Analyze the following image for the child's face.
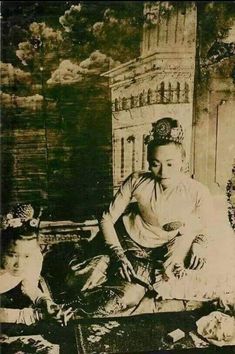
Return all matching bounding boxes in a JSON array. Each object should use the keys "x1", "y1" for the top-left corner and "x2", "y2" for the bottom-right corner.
[
  {"x1": 149, "y1": 143, "x2": 184, "y2": 188},
  {"x1": 2, "y1": 239, "x2": 37, "y2": 277}
]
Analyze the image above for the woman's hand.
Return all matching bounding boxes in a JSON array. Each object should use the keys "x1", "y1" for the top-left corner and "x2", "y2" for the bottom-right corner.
[
  {"x1": 189, "y1": 234, "x2": 207, "y2": 270},
  {"x1": 111, "y1": 246, "x2": 136, "y2": 282},
  {"x1": 118, "y1": 255, "x2": 136, "y2": 282},
  {"x1": 173, "y1": 263, "x2": 187, "y2": 278}
]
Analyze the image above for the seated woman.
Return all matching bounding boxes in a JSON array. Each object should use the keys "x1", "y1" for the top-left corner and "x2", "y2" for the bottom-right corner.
[
  {"x1": 84, "y1": 117, "x2": 235, "y2": 316},
  {"x1": 0, "y1": 204, "x2": 72, "y2": 326}
]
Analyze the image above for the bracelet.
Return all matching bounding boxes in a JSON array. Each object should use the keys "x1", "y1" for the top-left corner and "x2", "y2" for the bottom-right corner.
[
  {"x1": 34, "y1": 295, "x2": 52, "y2": 306},
  {"x1": 33, "y1": 308, "x2": 43, "y2": 321},
  {"x1": 193, "y1": 234, "x2": 207, "y2": 245},
  {"x1": 109, "y1": 246, "x2": 126, "y2": 262}
]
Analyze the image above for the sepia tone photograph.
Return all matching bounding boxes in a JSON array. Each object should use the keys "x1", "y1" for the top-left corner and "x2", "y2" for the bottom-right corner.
[{"x1": 0, "y1": 1, "x2": 235, "y2": 353}]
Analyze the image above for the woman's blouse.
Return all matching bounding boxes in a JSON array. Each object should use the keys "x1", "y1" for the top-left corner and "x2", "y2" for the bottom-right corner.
[{"x1": 100, "y1": 171, "x2": 214, "y2": 249}]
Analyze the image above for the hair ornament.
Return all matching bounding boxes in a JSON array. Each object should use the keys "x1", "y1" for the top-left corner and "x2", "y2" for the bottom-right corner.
[
  {"x1": 0, "y1": 204, "x2": 42, "y2": 231},
  {"x1": 145, "y1": 117, "x2": 184, "y2": 145}
]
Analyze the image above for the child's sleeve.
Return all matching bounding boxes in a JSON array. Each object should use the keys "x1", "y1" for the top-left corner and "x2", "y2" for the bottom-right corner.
[{"x1": 21, "y1": 248, "x2": 44, "y2": 302}]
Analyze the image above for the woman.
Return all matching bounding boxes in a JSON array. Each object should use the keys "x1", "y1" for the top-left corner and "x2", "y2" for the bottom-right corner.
[
  {"x1": 0, "y1": 204, "x2": 73, "y2": 326},
  {"x1": 92, "y1": 117, "x2": 235, "y2": 316}
]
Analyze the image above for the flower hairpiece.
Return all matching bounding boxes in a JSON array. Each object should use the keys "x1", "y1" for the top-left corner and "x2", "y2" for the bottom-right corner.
[
  {"x1": 0, "y1": 204, "x2": 42, "y2": 230},
  {"x1": 144, "y1": 131, "x2": 154, "y2": 145},
  {"x1": 144, "y1": 118, "x2": 184, "y2": 145}
]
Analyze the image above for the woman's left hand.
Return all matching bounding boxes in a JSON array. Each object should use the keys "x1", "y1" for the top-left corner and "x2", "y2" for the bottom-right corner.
[
  {"x1": 189, "y1": 241, "x2": 206, "y2": 270},
  {"x1": 173, "y1": 263, "x2": 187, "y2": 278}
]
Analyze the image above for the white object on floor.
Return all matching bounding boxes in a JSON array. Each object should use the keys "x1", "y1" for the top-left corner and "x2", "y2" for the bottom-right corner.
[{"x1": 167, "y1": 328, "x2": 185, "y2": 342}]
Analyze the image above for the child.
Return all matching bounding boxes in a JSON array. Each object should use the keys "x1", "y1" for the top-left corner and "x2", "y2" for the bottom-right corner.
[{"x1": 0, "y1": 204, "x2": 73, "y2": 326}]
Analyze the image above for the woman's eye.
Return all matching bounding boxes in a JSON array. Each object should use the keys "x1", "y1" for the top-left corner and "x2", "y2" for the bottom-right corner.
[
  {"x1": 167, "y1": 163, "x2": 172, "y2": 167},
  {"x1": 25, "y1": 255, "x2": 30, "y2": 259}
]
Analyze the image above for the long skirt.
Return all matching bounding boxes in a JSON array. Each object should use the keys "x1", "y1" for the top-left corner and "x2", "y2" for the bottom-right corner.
[{"x1": 67, "y1": 218, "x2": 235, "y2": 316}]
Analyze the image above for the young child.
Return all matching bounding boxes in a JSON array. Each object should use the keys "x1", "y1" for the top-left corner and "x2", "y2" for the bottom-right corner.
[
  {"x1": 0, "y1": 204, "x2": 73, "y2": 326},
  {"x1": 93, "y1": 117, "x2": 235, "y2": 316}
]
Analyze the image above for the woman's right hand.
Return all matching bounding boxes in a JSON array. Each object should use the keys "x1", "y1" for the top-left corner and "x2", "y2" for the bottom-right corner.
[{"x1": 111, "y1": 246, "x2": 136, "y2": 282}]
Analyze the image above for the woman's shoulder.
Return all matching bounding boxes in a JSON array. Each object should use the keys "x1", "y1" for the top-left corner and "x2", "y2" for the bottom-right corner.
[
  {"x1": 181, "y1": 175, "x2": 211, "y2": 196},
  {"x1": 131, "y1": 170, "x2": 152, "y2": 180},
  {"x1": 128, "y1": 170, "x2": 153, "y2": 186}
]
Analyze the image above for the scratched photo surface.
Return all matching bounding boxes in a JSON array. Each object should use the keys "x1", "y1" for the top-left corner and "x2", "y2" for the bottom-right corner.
[{"x1": 1, "y1": 2, "x2": 235, "y2": 354}]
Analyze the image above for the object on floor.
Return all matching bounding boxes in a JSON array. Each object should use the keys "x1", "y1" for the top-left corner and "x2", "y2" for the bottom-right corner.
[
  {"x1": 189, "y1": 331, "x2": 209, "y2": 348},
  {"x1": 167, "y1": 328, "x2": 185, "y2": 342},
  {"x1": 75, "y1": 312, "x2": 202, "y2": 353},
  {"x1": 196, "y1": 311, "x2": 235, "y2": 347}
]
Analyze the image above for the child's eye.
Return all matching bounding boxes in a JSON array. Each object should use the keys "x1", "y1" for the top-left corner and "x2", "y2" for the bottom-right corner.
[
  {"x1": 25, "y1": 255, "x2": 30, "y2": 259},
  {"x1": 7, "y1": 253, "x2": 15, "y2": 257},
  {"x1": 167, "y1": 163, "x2": 172, "y2": 167},
  {"x1": 151, "y1": 161, "x2": 160, "y2": 167}
]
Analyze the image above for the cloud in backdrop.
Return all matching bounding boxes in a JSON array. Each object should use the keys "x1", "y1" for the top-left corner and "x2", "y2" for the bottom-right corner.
[
  {"x1": 1, "y1": 91, "x2": 43, "y2": 109},
  {"x1": 59, "y1": 4, "x2": 82, "y2": 33},
  {"x1": 16, "y1": 22, "x2": 63, "y2": 65},
  {"x1": 47, "y1": 50, "x2": 120, "y2": 85},
  {"x1": 0, "y1": 62, "x2": 32, "y2": 86}
]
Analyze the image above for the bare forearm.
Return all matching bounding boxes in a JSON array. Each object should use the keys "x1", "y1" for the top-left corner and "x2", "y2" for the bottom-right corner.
[{"x1": 100, "y1": 214, "x2": 123, "y2": 249}]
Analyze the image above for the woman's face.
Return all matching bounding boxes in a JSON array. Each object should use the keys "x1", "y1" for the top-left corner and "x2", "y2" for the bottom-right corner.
[
  {"x1": 2, "y1": 239, "x2": 37, "y2": 277},
  {"x1": 149, "y1": 143, "x2": 184, "y2": 188}
]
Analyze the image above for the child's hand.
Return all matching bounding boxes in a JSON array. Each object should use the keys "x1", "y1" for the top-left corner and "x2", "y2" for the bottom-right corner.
[
  {"x1": 35, "y1": 297, "x2": 75, "y2": 325},
  {"x1": 45, "y1": 300, "x2": 61, "y2": 316},
  {"x1": 35, "y1": 297, "x2": 60, "y2": 318},
  {"x1": 54, "y1": 305, "x2": 75, "y2": 326}
]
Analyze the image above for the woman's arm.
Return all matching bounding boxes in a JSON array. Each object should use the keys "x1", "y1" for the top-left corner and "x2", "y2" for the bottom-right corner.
[
  {"x1": 100, "y1": 173, "x2": 137, "y2": 281},
  {"x1": 194, "y1": 184, "x2": 215, "y2": 234},
  {"x1": 100, "y1": 173, "x2": 135, "y2": 249},
  {"x1": 188, "y1": 184, "x2": 215, "y2": 270}
]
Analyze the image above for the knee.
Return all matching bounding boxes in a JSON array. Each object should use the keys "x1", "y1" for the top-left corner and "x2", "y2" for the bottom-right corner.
[
  {"x1": 121, "y1": 284, "x2": 146, "y2": 307},
  {"x1": 99, "y1": 284, "x2": 145, "y2": 315}
]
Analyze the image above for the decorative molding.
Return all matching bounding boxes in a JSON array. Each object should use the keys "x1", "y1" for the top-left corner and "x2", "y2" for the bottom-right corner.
[{"x1": 112, "y1": 81, "x2": 190, "y2": 111}]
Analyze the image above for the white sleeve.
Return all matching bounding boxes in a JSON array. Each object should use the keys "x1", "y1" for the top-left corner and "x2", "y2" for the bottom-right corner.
[
  {"x1": 195, "y1": 185, "x2": 214, "y2": 230},
  {"x1": 21, "y1": 248, "x2": 44, "y2": 302},
  {"x1": 100, "y1": 173, "x2": 135, "y2": 249}
]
